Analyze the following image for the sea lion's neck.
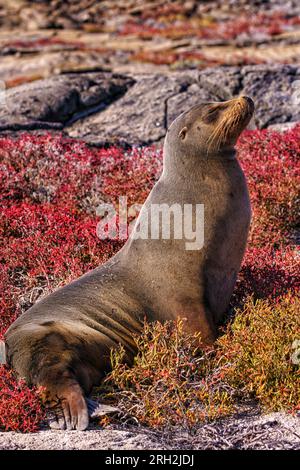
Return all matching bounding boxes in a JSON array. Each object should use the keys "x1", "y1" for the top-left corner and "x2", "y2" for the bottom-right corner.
[{"x1": 162, "y1": 148, "x2": 237, "y2": 179}]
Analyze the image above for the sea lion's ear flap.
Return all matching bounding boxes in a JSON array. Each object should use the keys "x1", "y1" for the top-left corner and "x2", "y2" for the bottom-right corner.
[{"x1": 179, "y1": 127, "x2": 188, "y2": 140}]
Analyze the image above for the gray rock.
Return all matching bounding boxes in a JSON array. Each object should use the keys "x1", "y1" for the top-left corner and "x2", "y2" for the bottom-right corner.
[
  {"x1": 199, "y1": 66, "x2": 243, "y2": 99},
  {"x1": 0, "y1": 72, "x2": 134, "y2": 131},
  {"x1": 268, "y1": 122, "x2": 298, "y2": 132},
  {"x1": 66, "y1": 69, "x2": 247, "y2": 145},
  {"x1": 198, "y1": 65, "x2": 300, "y2": 129},
  {"x1": 1, "y1": 65, "x2": 299, "y2": 145},
  {"x1": 241, "y1": 65, "x2": 300, "y2": 128},
  {"x1": 68, "y1": 72, "x2": 201, "y2": 146},
  {"x1": 166, "y1": 82, "x2": 216, "y2": 129},
  {"x1": 67, "y1": 65, "x2": 300, "y2": 145}
]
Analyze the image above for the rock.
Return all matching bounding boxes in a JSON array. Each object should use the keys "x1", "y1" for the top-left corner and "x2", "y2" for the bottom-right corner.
[
  {"x1": 1, "y1": 0, "x2": 299, "y2": 33},
  {"x1": 166, "y1": 82, "x2": 216, "y2": 129},
  {"x1": 268, "y1": 122, "x2": 299, "y2": 132},
  {"x1": 1, "y1": 65, "x2": 299, "y2": 145},
  {"x1": 67, "y1": 71, "x2": 202, "y2": 146},
  {"x1": 0, "y1": 50, "x2": 115, "y2": 86},
  {"x1": 199, "y1": 65, "x2": 300, "y2": 129},
  {"x1": 199, "y1": 66, "x2": 243, "y2": 98},
  {"x1": 0, "y1": 72, "x2": 134, "y2": 131},
  {"x1": 241, "y1": 65, "x2": 300, "y2": 128},
  {"x1": 67, "y1": 65, "x2": 300, "y2": 145}
]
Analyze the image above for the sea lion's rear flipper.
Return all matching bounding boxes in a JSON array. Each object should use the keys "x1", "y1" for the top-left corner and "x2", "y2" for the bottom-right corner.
[
  {"x1": 86, "y1": 398, "x2": 119, "y2": 419},
  {"x1": 0, "y1": 341, "x2": 6, "y2": 365}
]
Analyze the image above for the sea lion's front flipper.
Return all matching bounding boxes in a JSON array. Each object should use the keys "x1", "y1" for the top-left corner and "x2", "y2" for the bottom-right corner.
[
  {"x1": 44, "y1": 381, "x2": 89, "y2": 431},
  {"x1": 47, "y1": 398, "x2": 119, "y2": 430},
  {"x1": 86, "y1": 398, "x2": 119, "y2": 419},
  {"x1": 0, "y1": 341, "x2": 6, "y2": 365},
  {"x1": 48, "y1": 408, "x2": 67, "y2": 431}
]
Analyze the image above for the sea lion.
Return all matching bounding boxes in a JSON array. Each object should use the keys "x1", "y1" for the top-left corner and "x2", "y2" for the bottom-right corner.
[{"x1": 4, "y1": 95, "x2": 254, "y2": 430}]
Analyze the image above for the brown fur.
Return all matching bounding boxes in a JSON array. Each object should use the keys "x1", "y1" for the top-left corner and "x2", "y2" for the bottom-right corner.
[{"x1": 5, "y1": 96, "x2": 254, "y2": 430}]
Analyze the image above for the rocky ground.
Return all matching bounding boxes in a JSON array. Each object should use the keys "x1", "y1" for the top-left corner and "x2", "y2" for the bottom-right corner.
[
  {"x1": 1, "y1": 65, "x2": 300, "y2": 146},
  {"x1": 1, "y1": 0, "x2": 300, "y2": 88},
  {"x1": 0, "y1": 409, "x2": 299, "y2": 450},
  {"x1": 0, "y1": 0, "x2": 300, "y2": 143},
  {"x1": 0, "y1": 0, "x2": 299, "y2": 451}
]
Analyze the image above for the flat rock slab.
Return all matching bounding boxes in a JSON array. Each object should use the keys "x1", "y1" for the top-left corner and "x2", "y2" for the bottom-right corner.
[
  {"x1": 67, "y1": 71, "x2": 203, "y2": 146},
  {"x1": 2, "y1": 31, "x2": 299, "y2": 86},
  {"x1": 67, "y1": 64, "x2": 300, "y2": 145},
  {"x1": 0, "y1": 72, "x2": 134, "y2": 131},
  {"x1": 1, "y1": 65, "x2": 300, "y2": 146},
  {"x1": 0, "y1": 411, "x2": 299, "y2": 450},
  {"x1": 198, "y1": 64, "x2": 300, "y2": 128}
]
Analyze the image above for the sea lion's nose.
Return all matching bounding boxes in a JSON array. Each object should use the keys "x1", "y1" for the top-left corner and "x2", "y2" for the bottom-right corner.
[{"x1": 241, "y1": 96, "x2": 254, "y2": 107}]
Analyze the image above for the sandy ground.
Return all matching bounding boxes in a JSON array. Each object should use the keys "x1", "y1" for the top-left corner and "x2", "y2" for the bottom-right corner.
[{"x1": 0, "y1": 410, "x2": 299, "y2": 450}]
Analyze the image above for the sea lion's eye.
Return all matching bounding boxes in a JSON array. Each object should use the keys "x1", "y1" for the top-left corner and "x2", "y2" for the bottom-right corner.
[
  {"x1": 203, "y1": 109, "x2": 220, "y2": 124},
  {"x1": 179, "y1": 127, "x2": 187, "y2": 140}
]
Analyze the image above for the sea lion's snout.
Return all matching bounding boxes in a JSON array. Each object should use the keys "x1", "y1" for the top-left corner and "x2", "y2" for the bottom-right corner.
[
  {"x1": 205, "y1": 96, "x2": 255, "y2": 151},
  {"x1": 226, "y1": 95, "x2": 255, "y2": 118},
  {"x1": 241, "y1": 95, "x2": 254, "y2": 107},
  {"x1": 235, "y1": 95, "x2": 255, "y2": 116}
]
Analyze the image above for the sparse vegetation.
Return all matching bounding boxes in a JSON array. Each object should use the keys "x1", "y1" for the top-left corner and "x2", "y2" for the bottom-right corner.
[
  {"x1": 217, "y1": 294, "x2": 300, "y2": 412},
  {"x1": 103, "y1": 295, "x2": 299, "y2": 429},
  {"x1": 0, "y1": 125, "x2": 299, "y2": 431},
  {"x1": 104, "y1": 319, "x2": 234, "y2": 429}
]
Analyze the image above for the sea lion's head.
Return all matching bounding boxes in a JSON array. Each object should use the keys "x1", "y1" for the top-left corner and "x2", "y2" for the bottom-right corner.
[{"x1": 165, "y1": 96, "x2": 254, "y2": 160}]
